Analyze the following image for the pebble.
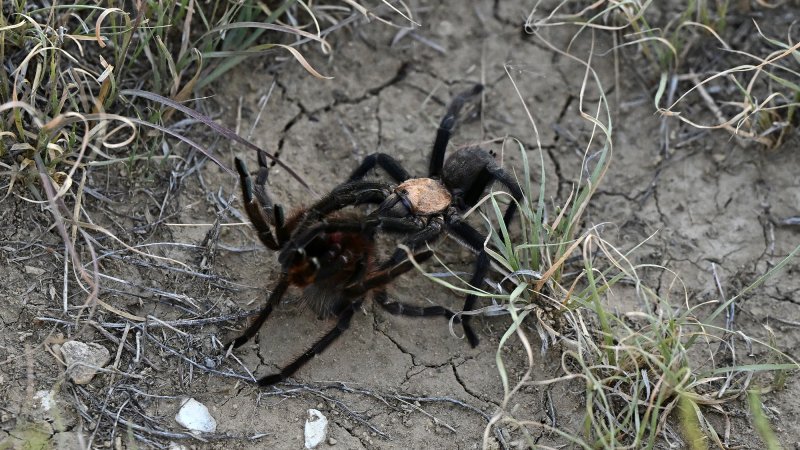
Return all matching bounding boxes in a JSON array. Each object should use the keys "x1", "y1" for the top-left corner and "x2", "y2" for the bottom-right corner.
[
  {"x1": 34, "y1": 390, "x2": 54, "y2": 411},
  {"x1": 60, "y1": 341, "x2": 110, "y2": 384},
  {"x1": 304, "y1": 409, "x2": 328, "y2": 449},
  {"x1": 439, "y1": 20, "x2": 455, "y2": 37},
  {"x1": 24, "y1": 265, "x2": 45, "y2": 275},
  {"x1": 175, "y1": 398, "x2": 217, "y2": 433}
]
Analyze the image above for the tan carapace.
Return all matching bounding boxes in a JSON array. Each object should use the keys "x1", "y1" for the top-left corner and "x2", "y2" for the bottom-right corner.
[{"x1": 395, "y1": 178, "x2": 452, "y2": 215}]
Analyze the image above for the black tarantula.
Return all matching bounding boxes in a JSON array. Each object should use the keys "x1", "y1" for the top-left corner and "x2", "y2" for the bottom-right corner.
[
  {"x1": 285, "y1": 84, "x2": 524, "y2": 347},
  {"x1": 231, "y1": 156, "x2": 457, "y2": 386},
  {"x1": 231, "y1": 84, "x2": 523, "y2": 386}
]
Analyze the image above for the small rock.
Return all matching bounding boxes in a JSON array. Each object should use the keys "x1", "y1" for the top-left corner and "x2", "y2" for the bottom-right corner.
[
  {"x1": 327, "y1": 437, "x2": 337, "y2": 446},
  {"x1": 33, "y1": 390, "x2": 54, "y2": 411},
  {"x1": 60, "y1": 341, "x2": 110, "y2": 384},
  {"x1": 304, "y1": 409, "x2": 328, "y2": 449},
  {"x1": 439, "y1": 20, "x2": 455, "y2": 36},
  {"x1": 175, "y1": 398, "x2": 216, "y2": 433},
  {"x1": 25, "y1": 265, "x2": 46, "y2": 275}
]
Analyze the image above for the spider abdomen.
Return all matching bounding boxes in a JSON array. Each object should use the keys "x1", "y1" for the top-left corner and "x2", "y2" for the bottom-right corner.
[
  {"x1": 441, "y1": 147, "x2": 497, "y2": 192},
  {"x1": 298, "y1": 231, "x2": 374, "y2": 318}
]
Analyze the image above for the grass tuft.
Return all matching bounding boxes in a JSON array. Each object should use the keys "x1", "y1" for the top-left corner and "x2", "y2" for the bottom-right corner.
[{"x1": 530, "y1": 0, "x2": 800, "y2": 148}]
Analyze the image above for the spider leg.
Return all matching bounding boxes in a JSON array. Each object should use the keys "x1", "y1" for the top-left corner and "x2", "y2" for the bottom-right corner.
[
  {"x1": 229, "y1": 275, "x2": 290, "y2": 348},
  {"x1": 258, "y1": 251, "x2": 439, "y2": 387},
  {"x1": 375, "y1": 217, "x2": 445, "y2": 270},
  {"x1": 348, "y1": 153, "x2": 411, "y2": 182},
  {"x1": 281, "y1": 215, "x2": 427, "y2": 268},
  {"x1": 345, "y1": 249, "x2": 435, "y2": 296},
  {"x1": 240, "y1": 157, "x2": 390, "y2": 249},
  {"x1": 289, "y1": 180, "x2": 393, "y2": 237},
  {"x1": 375, "y1": 216, "x2": 429, "y2": 233},
  {"x1": 444, "y1": 219, "x2": 495, "y2": 348},
  {"x1": 374, "y1": 289, "x2": 458, "y2": 322},
  {"x1": 429, "y1": 84, "x2": 484, "y2": 178},
  {"x1": 487, "y1": 165, "x2": 525, "y2": 205},
  {"x1": 282, "y1": 213, "x2": 438, "y2": 273},
  {"x1": 235, "y1": 158, "x2": 284, "y2": 250},
  {"x1": 277, "y1": 216, "x2": 382, "y2": 268},
  {"x1": 313, "y1": 180, "x2": 394, "y2": 213},
  {"x1": 449, "y1": 164, "x2": 524, "y2": 347},
  {"x1": 257, "y1": 299, "x2": 364, "y2": 387},
  {"x1": 288, "y1": 219, "x2": 379, "y2": 248}
]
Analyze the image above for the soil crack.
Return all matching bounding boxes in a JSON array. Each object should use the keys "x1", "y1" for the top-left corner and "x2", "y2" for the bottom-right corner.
[
  {"x1": 450, "y1": 360, "x2": 500, "y2": 408},
  {"x1": 544, "y1": 146, "x2": 565, "y2": 200},
  {"x1": 371, "y1": 313, "x2": 417, "y2": 367},
  {"x1": 273, "y1": 62, "x2": 411, "y2": 163},
  {"x1": 332, "y1": 418, "x2": 371, "y2": 449}
]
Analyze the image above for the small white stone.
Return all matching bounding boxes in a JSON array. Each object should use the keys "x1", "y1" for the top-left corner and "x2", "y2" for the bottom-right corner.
[
  {"x1": 439, "y1": 20, "x2": 455, "y2": 36},
  {"x1": 24, "y1": 265, "x2": 46, "y2": 275},
  {"x1": 60, "y1": 341, "x2": 110, "y2": 384},
  {"x1": 304, "y1": 409, "x2": 328, "y2": 449},
  {"x1": 34, "y1": 390, "x2": 54, "y2": 411},
  {"x1": 175, "y1": 398, "x2": 217, "y2": 433}
]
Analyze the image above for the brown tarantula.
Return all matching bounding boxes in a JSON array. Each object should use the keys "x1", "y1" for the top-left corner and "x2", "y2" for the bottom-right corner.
[{"x1": 231, "y1": 157, "x2": 455, "y2": 386}]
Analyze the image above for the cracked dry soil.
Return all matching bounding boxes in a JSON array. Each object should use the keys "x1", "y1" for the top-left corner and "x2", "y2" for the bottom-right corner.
[{"x1": 1, "y1": 1, "x2": 800, "y2": 449}]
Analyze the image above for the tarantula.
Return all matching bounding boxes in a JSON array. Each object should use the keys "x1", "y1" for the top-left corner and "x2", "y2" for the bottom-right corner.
[
  {"x1": 283, "y1": 84, "x2": 524, "y2": 348},
  {"x1": 230, "y1": 156, "x2": 457, "y2": 386},
  {"x1": 231, "y1": 84, "x2": 523, "y2": 385}
]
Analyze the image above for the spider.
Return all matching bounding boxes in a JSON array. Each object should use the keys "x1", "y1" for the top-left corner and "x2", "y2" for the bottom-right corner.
[
  {"x1": 230, "y1": 156, "x2": 457, "y2": 386},
  {"x1": 231, "y1": 84, "x2": 523, "y2": 385},
  {"x1": 283, "y1": 84, "x2": 524, "y2": 348}
]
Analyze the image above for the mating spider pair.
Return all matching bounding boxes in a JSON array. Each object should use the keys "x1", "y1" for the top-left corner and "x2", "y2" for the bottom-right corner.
[{"x1": 230, "y1": 84, "x2": 524, "y2": 386}]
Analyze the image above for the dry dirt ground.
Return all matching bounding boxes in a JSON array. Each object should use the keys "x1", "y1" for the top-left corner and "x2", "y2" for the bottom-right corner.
[{"x1": 1, "y1": 1, "x2": 799, "y2": 449}]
